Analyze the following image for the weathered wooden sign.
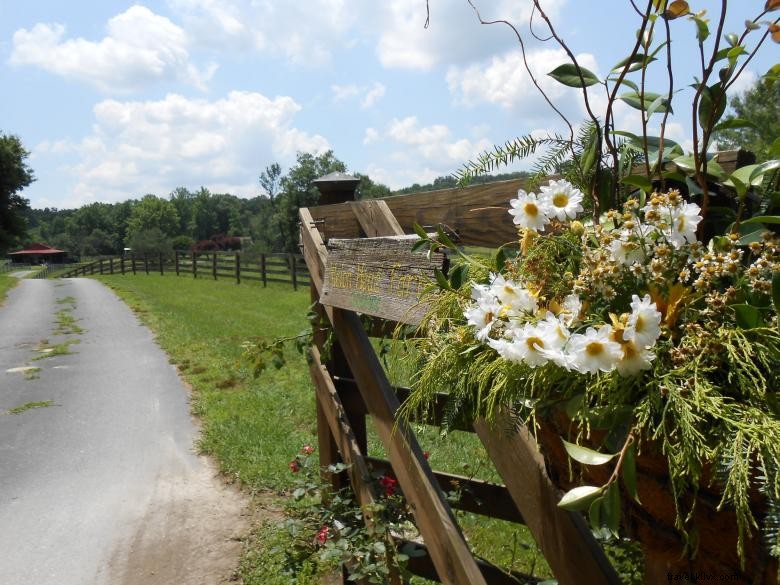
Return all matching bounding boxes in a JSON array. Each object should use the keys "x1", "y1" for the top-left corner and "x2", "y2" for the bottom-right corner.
[{"x1": 321, "y1": 235, "x2": 446, "y2": 324}]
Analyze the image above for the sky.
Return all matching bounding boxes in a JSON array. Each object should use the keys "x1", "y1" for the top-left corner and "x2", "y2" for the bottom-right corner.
[{"x1": 0, "y1": 1, "x2": 774, "y2": 210}]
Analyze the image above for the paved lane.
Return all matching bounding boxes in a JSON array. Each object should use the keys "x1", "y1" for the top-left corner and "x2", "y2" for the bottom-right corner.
[{"x1": 0, "y1": 278, "x2": 246, "y2": 585}]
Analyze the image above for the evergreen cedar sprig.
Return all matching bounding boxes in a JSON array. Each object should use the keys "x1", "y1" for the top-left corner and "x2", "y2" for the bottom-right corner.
[{"x1": 400, "y1": 177, "x2": 780, "y2": 562}]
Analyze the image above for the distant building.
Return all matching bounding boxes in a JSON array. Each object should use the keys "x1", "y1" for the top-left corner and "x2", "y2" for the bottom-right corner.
[{"x1": 8, "y1": 243, "x2": 68, "y2": 264}]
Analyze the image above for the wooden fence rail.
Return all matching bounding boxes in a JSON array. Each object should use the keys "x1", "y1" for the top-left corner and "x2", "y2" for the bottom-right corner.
[{"x1": 56, "y1": 251, "x2": 309, "y2": 290}]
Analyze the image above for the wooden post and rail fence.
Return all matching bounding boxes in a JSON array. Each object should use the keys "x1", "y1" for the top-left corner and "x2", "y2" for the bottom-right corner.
[{"x1": 56, "y1": 251, "x2": 309, "y2": 290}]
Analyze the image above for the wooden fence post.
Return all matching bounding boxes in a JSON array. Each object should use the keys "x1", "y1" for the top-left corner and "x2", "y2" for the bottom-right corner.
[
  {"x1": 175, "y1": 251, "x2": 180, "y2": 276},
  {"x1": 261, "y1": 253, "x2": 267, "y2": 287},
  {"x1": 290, "y1": 253, "x2": 298, "y2": 290},
  {"x1": 120, "y1": 257, "x2": 125, "y2": 275},
  {"x1": 159, "y1": 252, "x2": 164, "y2": 275},
  {"x1": 132, "y1": 256, "x2": 137, "y2": 275},
  {"x1": 144, "y1": 255, "x2": 149, "y2": 275},
  {"x1": 109, "y1": 258, "x2": 114, "y2": 274},
  {"x1": 192, "y1": 252, "x2": 197, "y2": 279},
  {"x1": 235, "y1": 252, "x2": 241, "y2": 285},
  {"x1": 99, "y1": 259, "x2": 104, "y2": 274},
  {"x1": 212, "y1": 252, "x2": 217, "y2": 280}
]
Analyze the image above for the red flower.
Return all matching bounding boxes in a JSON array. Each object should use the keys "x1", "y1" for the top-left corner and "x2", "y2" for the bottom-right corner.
[
  {"x1": 378, "y1": 475, "x2": 398, "y2": 497},
  {"x1": 289, "y1": 460, "x2": 300, "y2": 473},
  {"x1": 316, "y1": 525, "x2": 329, "y2": 544},
  {"x1": 301, "y1": 444, "x2": 315, "y2": 455},
  {"x1": 423, "y1": 451, "x2": 430, "y2": 460}
]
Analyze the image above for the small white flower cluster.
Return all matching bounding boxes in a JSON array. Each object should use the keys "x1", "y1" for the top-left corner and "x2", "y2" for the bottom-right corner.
[
  {"x1": 464, "y1": 272, "x2": 663, "y2": 376},
  {"x1": 509, "y1": 179, "x2": 585, "y2": 231},
  {"x1": 607, "y1": 192, "x2": 704, "y2": 269}
]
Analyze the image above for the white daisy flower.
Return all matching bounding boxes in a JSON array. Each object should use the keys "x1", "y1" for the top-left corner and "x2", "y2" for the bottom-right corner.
[
  {"x1": 624, "y1": 294, "x2": 662, "y2": 348},
  {"x1": 464, "y1": 295, "x2": 502, "y2": 342},
  {"x1": 535, "y1": 313, "x2": 570, "y2": 350},
  {"x1": 609, "y1": 230, "x2": 645, "y2": 266},
  {"x1": 489, "y1": 322, "x2": 551, "y2": 367},
  {"x1": 489, "y1": 273, "x2": 537, "y2": 316},
  {"x1": 539, "y1": 179, "x2": 584, "y2": 221},
  {"x1": 616, "y1": 340, "x2": 656, "y2": 376},
  {"x1": 560, "y1": 293, "x2": 582, "y2": 326},
  {"x1": 508, "y1": 190, "x2": 550, "y2": 232},
  {"x1": 567, "y1": 326, "x2": 623, "y2": 374},
  {"x1": 668, "y1": 202, "x2": 702, "y2": 248}
]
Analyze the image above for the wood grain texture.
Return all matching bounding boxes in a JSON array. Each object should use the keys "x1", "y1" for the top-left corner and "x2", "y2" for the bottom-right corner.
[
  {"x1": 321, "y1": 236, "x2": 445, "y2": 325},
  {"x1": 474, "y1": 413, "x2": 620, "y2": 585},
  {"x1": 349, "y1": 199, "x2": 404, "y2": 237}
]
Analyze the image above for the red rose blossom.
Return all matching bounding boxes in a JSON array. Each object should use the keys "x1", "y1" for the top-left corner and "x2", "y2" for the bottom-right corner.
[
  {"x1": 316, "y1": 525, "x2": 329, "y2": 544},
  {"x1": 378, "y1": 475, "x2": 398, "y2": 497},
  {"x1": 301, "y1": 444, "x2": 315, "y2": 455},
  {"x1": 289, "y1": 460, "x2": 300, "y2": 473}
]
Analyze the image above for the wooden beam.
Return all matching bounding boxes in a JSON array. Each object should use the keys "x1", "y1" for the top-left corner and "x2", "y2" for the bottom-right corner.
[
  {"x1": 330, "y1": 306, "x2": 487, "y2": 585},
  {"x1": 364, "y1": 457, "x2": 524, "y2": 525},
  {"x1": 349, "y1": 199, "x2": 404, "y2": 237},
  {"x1": 474, "y1": 413, "x2": 620, "y2": 585}
]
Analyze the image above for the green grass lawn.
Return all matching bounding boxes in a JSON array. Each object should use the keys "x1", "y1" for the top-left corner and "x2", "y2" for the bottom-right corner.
[
  {"x1": 95, "y1": 273, "x2": 558, "y2": 582},
  {"x1": 0, "y1": 273, "x2": 19, "y2": 304}
]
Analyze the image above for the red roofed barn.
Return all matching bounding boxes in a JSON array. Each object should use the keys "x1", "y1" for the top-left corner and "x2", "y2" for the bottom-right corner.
[{"x1": 7, "y1": 243, "x2": 68, "y2": 264}]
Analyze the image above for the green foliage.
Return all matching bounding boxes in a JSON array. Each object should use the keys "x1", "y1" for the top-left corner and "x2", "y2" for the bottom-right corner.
[
  {"x1": 0, "y1": 132, "x2": 34, "y2": 254},
  {"x1": 127, "y1": 227, "x2": 173, "y2": 258},
  {"x1": 715, "y1": 77, "x2": 780, "y2": 162},
  {"x1": 126, "y1": 194, "x2": 180, "y2": 239}
]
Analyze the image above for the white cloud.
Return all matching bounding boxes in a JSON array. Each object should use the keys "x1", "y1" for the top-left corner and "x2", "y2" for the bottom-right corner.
[
  {"x1": 361, "y1": 82, "x2": 386, "y2": 109},
  {"x1": 61, "y1": 91, "x2": 328, "y2": 206},
  {"x1": 363, "y1": 128, "x2": 379, "y2": 145},
  {"x1": 365, "y1": 116, "x2": 493, "y2": 188},
  {"x1": 375, "y1": 0, "x2": 565, "y2": 70},
  {"x1": 9, "y1": 6, "x2": 215, "y2": 92},
  {"x1": 332, "y1": 81, "x2": 386, "y2": 109},
  {"x1": 447, "y1": 47, "x2": 599, "y2": 124},
  {"x1": 168, "y1": 0, "x2": 358, "y2": 66}
]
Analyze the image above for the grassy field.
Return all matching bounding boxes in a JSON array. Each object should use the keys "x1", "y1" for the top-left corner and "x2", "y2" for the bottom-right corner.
[
  {"x1": 0, "y1": 273, "x2": 19, "y2": 304},
  {"x1": 95, "y1": 273, "x2": 557, "y2": 582}
]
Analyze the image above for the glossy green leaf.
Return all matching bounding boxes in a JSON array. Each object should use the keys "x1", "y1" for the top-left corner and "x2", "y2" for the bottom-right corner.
[
  {"x1": 449, "y1": 264, "x2": 469, "y2": 289},
  {"x1": 732, "y1": 304, "x2": 763, "y2": 329},
  {"x1": 673, "y1": 155, "x2": 725, "y2": 179},
  {"x1": 622, "y1": 443, "x2": 639, "y2": 502},
  {"x1": 692, "y1": 15, "x2": 710, "y2": 42},
  {"x1": 698, "y1": 83, "x2": 727, "y2": 130},
  {"x1": 741, "y1": 215, "x2": 780, "y2": 226},
  {"x1": 619, "y1": 91, "x2": 672, "y2": 113},
  {"x1": 611, "y1": 53, "x2": 656, "y2": 73},
  {"x1": 725, "y1": 32, "x2": 739, "y2": 47},
  {"x1": 558, "y1": 485, "x2": 604, "y2": 510},
  {"x1": 562, "y1": 439, "x2": 617, "y2": 465},
  {"x1": 713, "y1": 118, "x2": 758, "y2": 133},
  {"x1": 589, "y1": 496, "x2": 604, "y2": 529},
  {"x1": 604, "y1": 483, "x2": 621, "y2": 534},
  {"x1": 608, "y1": 77, "x2": 639, "y2": 92},
  {"x1": 737, "y1": 221, "x2": 765, "y2": 246},
  {"x1": 621, "y1": 175, "x2": 653, "y2": 193},
  {"x1": 434, "y1": 268, "x2": 450, "y2": 291},
  {"x1": 412, "y1": 223, "x2": 428, "y2": 239},
  {"x1": 548, "y1": 64, "x2": 601, "y2": 88},
  {"x1": 751, "y1": 159, "x2": 780, "y2": 181},
  {"x1": 724, "y1": 164, "x2": 765, "y2": 189}
]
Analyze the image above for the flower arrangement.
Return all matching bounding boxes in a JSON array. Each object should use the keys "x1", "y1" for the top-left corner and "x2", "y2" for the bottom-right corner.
[{"x1": 403, "y1": 176, "x2": 780, "y2": 566}]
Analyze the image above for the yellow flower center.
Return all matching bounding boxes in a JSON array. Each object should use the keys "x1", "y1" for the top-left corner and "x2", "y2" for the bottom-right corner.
[
  {"x1": 622, "y1": 342, "x2": 638, "y2": 360},
  {"x1": 634, "y1": 314, "x2": 645, "y2": 334},
  {"x1": 503, "y1": 285, "x2": 516, "y2": 297},
  {"x1": 525, "y1": 336, "x2": 545, "y2": 351},
  {"x1": 676, "y1": 215, "x2": 686, "y2": 232},
  {"x1": 484, "y1": 312, "x2": 494, "y2": 324},
  {"x1": 552, "y1": 192, "x2": 569, "y2": 208},
  {"x1": 524, "y1": 202, "x2": 539, "y2": 217},
  {"x1": 585, "y1": 341, "x2": 604, "y2": 357}
]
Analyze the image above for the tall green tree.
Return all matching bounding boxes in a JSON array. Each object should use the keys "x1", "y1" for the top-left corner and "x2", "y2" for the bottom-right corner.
[
  {"x1": 273, "y1": 151, "x2": 347, "y2": 252},
  {"x1": 0, "y1": 133, "x2": 35, "y2": 253},
  {"x1": 126, "y1": 195, "x2": 179, "y2": 241},
  {"x1": 715, "y1": 77, "x2": 780, "y2": 162}
]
